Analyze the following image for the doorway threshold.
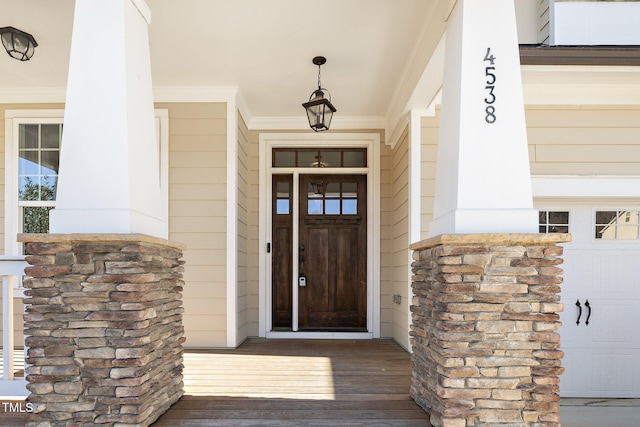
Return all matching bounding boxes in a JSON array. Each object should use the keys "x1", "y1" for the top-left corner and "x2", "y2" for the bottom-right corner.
[{"x1": 265, "y1": 331, "x2": 373, "y2": 339}]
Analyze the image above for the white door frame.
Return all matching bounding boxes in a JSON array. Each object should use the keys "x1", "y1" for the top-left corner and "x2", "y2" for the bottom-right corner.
[{"x1": 258, "y1": 133, "x2": 381, "y2": 339}]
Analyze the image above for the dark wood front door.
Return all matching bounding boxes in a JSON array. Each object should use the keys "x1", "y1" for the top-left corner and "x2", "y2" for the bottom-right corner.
[{"x1": 298, "y1": 174, "x2": 367, "y2": 330}]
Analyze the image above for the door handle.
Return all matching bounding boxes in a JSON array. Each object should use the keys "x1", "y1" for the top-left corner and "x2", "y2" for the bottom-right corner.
[
  {"x1": 575, "y1": 299, "x2": 582, "y2": 325},
  {"x1": 585, "y1": 300, "x2": 591, "y2": 326}
]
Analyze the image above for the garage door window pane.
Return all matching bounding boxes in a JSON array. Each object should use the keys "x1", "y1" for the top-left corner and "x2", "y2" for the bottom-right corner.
[
  {"x1": 617, "y1": 226, "x2": 639, "y2": 240},
  {"x1": 539, "y1": 211, "x2": 569, "y2": 233},
  {"x1": 595, "y1": 210, "x2": 640, "y2": 240}
]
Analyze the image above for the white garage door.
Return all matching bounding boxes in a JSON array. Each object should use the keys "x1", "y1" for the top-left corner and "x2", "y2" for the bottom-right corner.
[{"x1": 539, "y1": 205, "x2": 640, "y2": 398}]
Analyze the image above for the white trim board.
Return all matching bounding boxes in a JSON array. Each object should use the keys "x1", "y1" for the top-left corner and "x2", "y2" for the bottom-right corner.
[
  {"x1": 266, "y1": 332, "x2": 373, "y2": 340},
  {"x1": 258, "y1": 132, "x2": 381, "y2": 339},
  {"x1": 532, "y1": 175, "x2": 640, "y2": 199},
  {"x1": 226, "y1": 96, "x2": 239, "y2": 348}
]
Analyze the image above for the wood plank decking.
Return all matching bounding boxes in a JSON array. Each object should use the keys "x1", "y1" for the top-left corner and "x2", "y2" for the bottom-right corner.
[
  {"x1": 154, "y1": 339, "x2": 431, "y2": 426},
  {"x1": 0, "y1": 339, "x2": 432, "y2": 426}
]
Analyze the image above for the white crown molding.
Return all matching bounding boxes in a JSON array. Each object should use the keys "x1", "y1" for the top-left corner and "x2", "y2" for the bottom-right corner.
[
  {"x1": 0, "y1": 86, "x2": 244, "y2": 104},
  {"x1": 0, "y1": 86, "x2": 385, "y2": 133},
  {"x1": 246, "y1": 115, "x2": 386, "y2": 131},
  {"x1": 0, "y1": 87, "x2": 67, "y2": 104},
  {"x1": 152, "y1": 86, "x2": 240, "y2": 103},
  {"x1": 386, "y1": 112, "x2": 410, "y2": 150},
  {"x1": 130, "y1": 0, "x2": 152, "y2": 24},
  {"x1": 235, "y1": 91, "x2": 252, "y2": 127}
]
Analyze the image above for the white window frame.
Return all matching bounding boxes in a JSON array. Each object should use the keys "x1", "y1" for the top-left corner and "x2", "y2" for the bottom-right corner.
[
  {"x1": 4, "y1": 109, "x2": 169, "y2": 256},
  {"x1": 592, "y1": 207, "x2": 640, "y2": 242},
  {"x1": 537, "y1": 209, "x2": 571, "y2": 234},
  {"x1": 4, "y1": 111, "x2": 62, "y2": 255}
]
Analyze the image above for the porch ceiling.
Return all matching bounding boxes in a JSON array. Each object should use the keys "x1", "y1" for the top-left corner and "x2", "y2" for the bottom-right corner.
[{"x1": 1, "y1": 0, "x2": 440, "y2": 129}]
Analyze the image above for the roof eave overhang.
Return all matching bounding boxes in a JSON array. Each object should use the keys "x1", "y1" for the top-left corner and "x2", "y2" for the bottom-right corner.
[{"x1": 519, "y1": 45, "x2": 640, "y2": 66}]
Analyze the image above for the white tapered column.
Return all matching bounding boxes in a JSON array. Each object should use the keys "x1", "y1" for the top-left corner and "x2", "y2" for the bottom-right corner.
[
  {"x1": 50, "y1": 0, "x2": 166, "y2": 238},
  {"x1": 429, "y1": 0, "x2": 537, "y2": 236}
]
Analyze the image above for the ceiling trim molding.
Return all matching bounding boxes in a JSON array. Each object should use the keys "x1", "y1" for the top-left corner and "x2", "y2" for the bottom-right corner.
[
  {"x1": 386, "y1": 106, "x2": 436, "y2": 151},
  {"x1": 153, "y1": 86, "x2": 239, "y2": 103},
  {"x1": 386, "y1": 112, "x2": 410, "y2": 150},
  {"x1": 0, "y1": 88, "x2": 67, "y2": 104},
  {"x1": 0, "y1": 86, "x2": 244, "y2": 105},
  {"x1": 130, "y1": 0, "x2": 152, "y2": 24},
  {"x1": 246, "y1": 115, "x2": 386, "y2": 132}
]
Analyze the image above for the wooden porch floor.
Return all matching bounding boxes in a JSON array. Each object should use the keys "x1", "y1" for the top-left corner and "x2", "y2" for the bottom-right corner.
[
  {"x1": 153, "y1": 338, "x2": 432, "y2": 426},
  {"x1": 0, "y1": 339, "x2": 432, "y2": 426}
]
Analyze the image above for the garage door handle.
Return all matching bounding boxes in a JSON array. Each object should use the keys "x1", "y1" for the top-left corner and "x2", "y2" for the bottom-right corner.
[
  {"x1": 575, "y1": 299, "x2": 582, "y2": 325},
  {"x1": 584, "y1": 300, "x2": 591, "y2": 326}
]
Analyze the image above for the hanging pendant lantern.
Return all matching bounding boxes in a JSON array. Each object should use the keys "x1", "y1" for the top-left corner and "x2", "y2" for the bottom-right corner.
[
  {"x1": 302, "y1": 56, "x2": 336, "y2": 132},
  {"x1": 0, "y1": 27, "x2": 38, "y2": 61}
]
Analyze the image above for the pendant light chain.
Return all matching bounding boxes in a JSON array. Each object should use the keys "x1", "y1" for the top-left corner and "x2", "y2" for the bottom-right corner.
[{"x1": 317, "y1": 63, "x2": 322, "y2": 90}]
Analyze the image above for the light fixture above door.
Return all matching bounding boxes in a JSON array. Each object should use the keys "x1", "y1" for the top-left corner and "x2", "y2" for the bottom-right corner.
[{"x1": 302, "y1": 56, "x2": 336, "y2": 132}]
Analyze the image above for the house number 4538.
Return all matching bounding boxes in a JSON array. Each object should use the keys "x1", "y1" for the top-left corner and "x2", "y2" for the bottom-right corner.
[{"x1": 483, "y1": 47, "x2": 496, "y2": 124}]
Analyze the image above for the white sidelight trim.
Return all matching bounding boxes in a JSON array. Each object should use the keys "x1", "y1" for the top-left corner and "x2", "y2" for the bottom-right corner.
[
  {"x1": 291, "y1": 172, "x2": 300, "y2": 332},
  {"x1": 258, "y1": 133, "x2": 381, "y2": 339}
]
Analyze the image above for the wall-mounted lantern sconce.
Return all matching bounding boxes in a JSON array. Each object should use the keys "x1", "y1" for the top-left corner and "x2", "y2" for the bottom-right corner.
[
  {"x1": 302, "y1": 56, "x2": 336, "y2": 132},
  {"x1": 0, "y1": 26, "x2": 38, "y2": 61}
]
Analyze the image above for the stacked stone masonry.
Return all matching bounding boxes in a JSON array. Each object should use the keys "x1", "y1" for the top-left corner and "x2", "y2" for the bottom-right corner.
[
  {"x1": 409, "y1": 234, "x2": 571, "y2": 427},
  {"x1": 18, "y1": 233, "x2": 186, "y2": 427}
]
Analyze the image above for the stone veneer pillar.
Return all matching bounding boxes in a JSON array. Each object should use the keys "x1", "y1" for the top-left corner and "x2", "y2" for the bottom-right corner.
[
  {"x1": 409, "y1": 233, "x2": 571, "y2": 427},
  {"x1": 17, "y1": 233, "x2": 186, "y2": 427}
]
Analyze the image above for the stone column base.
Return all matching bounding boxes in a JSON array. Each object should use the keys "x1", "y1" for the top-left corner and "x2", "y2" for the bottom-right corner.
[
  {"x1": 409, "y1": 233, "x2": 571, "y2": 427},
  {"x1": 18, "y1": 233, "x2": 186, "y2": 427}
]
